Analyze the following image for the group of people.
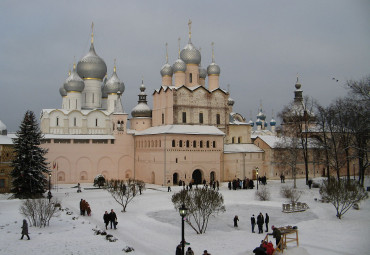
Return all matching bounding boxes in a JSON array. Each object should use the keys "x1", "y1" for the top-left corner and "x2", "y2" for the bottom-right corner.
[
  {"x1": 257, "y1": 176, "x2": 267, "y2": 185},
  {"x1": 79, "y1": 199, "x2": 91, "y2": 216},
  {"x1": 176, "y1": 244, "x2": 210, "y2": 255},
  {"x1": 251, "y1": 212, "x2": 269, "y2": 234},
  {"x1": 253, "y1": 226, "x2": 282, "y2": 255},
  {"x1": 228, "y1": 178, "x2": 255, "y2": 190},
  {"x1": 103, "y1": 209, "x2": 118, "y2": 230},
  {"x1": 280, "y1": 174, "x2": 285, "y2": 183}
]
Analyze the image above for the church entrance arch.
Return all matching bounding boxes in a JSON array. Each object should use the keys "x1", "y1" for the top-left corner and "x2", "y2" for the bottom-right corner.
[
  {"x1": 192, "y1": 169, "x2": 202, "y2": 185},
  {"x1": 173, "y1": 173, "x2": 179, "y2": 185}
]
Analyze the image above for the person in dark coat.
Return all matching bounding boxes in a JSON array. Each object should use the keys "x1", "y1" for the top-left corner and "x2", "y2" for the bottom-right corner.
[
  {"x1": 308, "y1": 179, "x2": 313, "y2": 189},
  {"x1": 265, "y1": 213, "x2": 269, "y2": 232},
  {"x1": 20, "y1": 219, "x2": 30, "y2": 240},
  {"x1": 251, "y1": 214, "x2": 256, "y2": 233},
  {"x1": 253, "y1": 246, "x2": 267, "y2": 255},
  {"x1": 269, "y1": 226, "x2": 282, "y2": 250},
  {"x1": 176, "y1": 243, "x2": 182, "y2": 255},
  {"x1": 103, "y1": 211, "x2": 110, "y2": 230},
  {"x1": 80, "y1": 199, "x2": 83, "y2": 215},
  {"x1": 257, "y1": 212, "x2": 264, "y2": 233},
  {"x1": 109, "y1": 209, "x2": 117, "y2": 229},
  {"x1": 185, "y1": 247, "x2": 194, "y2": 255},
  {"x1": 233, "y1": 215, "x2": 239, "y2": 227}
]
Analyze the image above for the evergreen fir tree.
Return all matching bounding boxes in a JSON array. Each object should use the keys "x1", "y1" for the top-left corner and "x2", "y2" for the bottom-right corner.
[{"x1": 11, "y1": 110, "x2": 49, "y2": 198}]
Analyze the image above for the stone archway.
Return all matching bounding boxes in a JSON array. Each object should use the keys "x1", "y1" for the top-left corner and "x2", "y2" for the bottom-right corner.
[
  {"x1": 173, "y1": 173, "x2": 179, "y2": 185},
  {"x1": 192, "y1": 169, "x2": 202, "y2": 185}
]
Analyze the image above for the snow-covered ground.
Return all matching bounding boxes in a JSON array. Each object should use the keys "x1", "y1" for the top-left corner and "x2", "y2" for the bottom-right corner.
[{"x1": 0, "y1": 178, "x2": 369, "y2": 255}]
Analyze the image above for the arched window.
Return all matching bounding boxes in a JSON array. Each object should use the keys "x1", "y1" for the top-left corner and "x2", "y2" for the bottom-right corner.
[
  {"x1": 206, "y1": 141, "x2": 210, "y2": 148},
  {"x1": 216, "y1": 114, "x2": 220, "y2": 125},
  {"x1": 213, "y1": 141, "x2": 216, "y2": 148},
  {"x1": 199, "y1": 112, "x2": 203, "y2": 124},
  {"x1": 186, "y1": 140, "x2": 190, "y2": 148},
  {"x1": 56, "y1": 117, "x2": 59, "y2": 126},
  {"x1": 190, "y1": 73, "x2": 193, "y2": 83},
  {"x1": 193, "y1": 140, "x2": 197, "y2": 148},
  {"x1": 179, "y1": 140, "x2": 183, "y2": 147},
  {"x1": 200, "y1": 141, "x2": 203, "y2": 148},
  {"x1": 232, "y1": 137, "x2": 235, "y2": 143},
  {"x1": 172, "y1": 140, "x2": 176, "y2": 147},
  {"x1": 238, "y1": 137, "x2": 241, "y2": 143}
]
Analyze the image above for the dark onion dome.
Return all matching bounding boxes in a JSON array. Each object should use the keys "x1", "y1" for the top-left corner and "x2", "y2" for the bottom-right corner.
[
  {"x1": 264, "y1": 122, "x2": 268, "y2": 127},
  {"x1": 257, "y1": 109, "x2": 266, "y2": 121},
  {"x1": 59, "y1": 83, "x2": 67, "y2": 97},
  {"x1": 64, "y1": 64, "x2": 85, "y2": 92},
  {"x1": 131, "y1": 82, "x2": 152, "y2": 118},
  {"x1": 270, "y1": 118, "x2": 276, "y2": 126},
  {"x1": 228, "y1": 96, "x2": 235, "y2": 106},
  {"x1": 207, "y1": 62, "x2": 220, "y2": 75},
  {"x1": 199, "y1": 66, "x2": 207, "y2": 78},
  {"x1": 173, "y1": 58, "x2": 186, "y2": 73},
  {"x1": 160, "y1": 63, "x2": 173, "y2": 77},
  {"x1": 77, "y1": 42, "x2": 107, "y2": 80},
  {"x1": 105, "y1": 66, "x2": 124, "y2": 94},
  {"x1": 180, "y1": 42, "x2": 201, "y2": 65},
  {"x1": 255, "y1": 118, "x2": 262, "y2": 126}
]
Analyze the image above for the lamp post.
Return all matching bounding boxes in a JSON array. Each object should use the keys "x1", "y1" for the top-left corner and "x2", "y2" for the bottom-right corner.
[
  {"x1": 256, "y1": 167, "x2": 259, "y2": 190},
  {"x1": 47, "y1": 173, "x2": 52, "y2": 203},
  {"x1": 179, "y1": 204, "x2": 188, "y2": 255}
]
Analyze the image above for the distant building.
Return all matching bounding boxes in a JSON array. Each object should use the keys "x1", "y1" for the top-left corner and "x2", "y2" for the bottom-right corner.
[{"x1": 0, "y1": 121, "x2": 14, "y2": 193}]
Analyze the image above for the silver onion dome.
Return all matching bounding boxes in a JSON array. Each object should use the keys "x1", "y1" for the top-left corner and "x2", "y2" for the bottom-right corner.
[
  {"x1": 64, "y1": 65, "x2": 85, "y2": 92},
  {"x1": 77, "y1": 43, "x2": 107, "y2": 80},
  {"x1": 180, "y1": 42, "x2": 201, "y2": 65},
  {"x1": 207, "y1": 62, "x2": 220, "y2": 75},
  {"x1": 105, "y1": 67, "x2": 124, "y2": 94},
  {"x1": 173, "y1": 58, "x2": 186, "y2": 73},
  {"x1": 199, "y1": 67, "x2": 207, "y2": 79},
  {"x1": 160, "y1": 63, "x2": 173, "y2": 77},
  {"x1": 101, "y1": 77, "x2": 108, "y2": 98},
  {"x1": 59, "y1": 82, "x2": 67, "y2": 97}
]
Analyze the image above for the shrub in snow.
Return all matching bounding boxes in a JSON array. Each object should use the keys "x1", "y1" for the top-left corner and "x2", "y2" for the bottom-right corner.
[
  {"x1": 123, "y1": 246, "x2": 135, "y2": 252},
  {"x1": 94, "y1": 175, "x2": 106, "y2": 188},
  {"x1": 320, "y1": 178, "x2": 368, "y2": 219},
  {"x1": 280, "y1": 185, "x2": 302, "y2": 203},
  {"x1": 172, "y1": 188, "x2": 225, "y2": 234},
  {"x1": 19, "y1": 198, "x2": 60, "y2": 227},
  {"x1": 255, "y1": 186, "x2": 270, "y2": 201}
]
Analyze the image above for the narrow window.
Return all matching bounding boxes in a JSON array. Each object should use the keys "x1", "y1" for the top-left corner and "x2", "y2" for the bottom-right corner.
[
  {"x1": 74, "y1": 117, "x2": 77, "y2": 126},
  {"x1": 232, "y1": 137, "x2": 235, "y2": 143},
  {"x1": 172, "y1": 140, "x2": 176, "y2": 147},
  {"x1": 186, "y1": 140, "x2": 190, "y2": 148},
  {"x1": 56, "y1": 117, "x2": 59, "y2": 126},
  {"x1": 96, "y1": 119, "x2": 98, "y2": 127},
  {"x1": 238, "y1": 137, "x2": 241, "y2": 143},
  {"x1": 176, "y1": 158, "x2": 178, "y2": 163},
  {"x1": 200, "y1": 141, "x2": 203, "y2": 148},
  {"x1": 213, "y1": 141, "x2": 216, "y2": 148},
  {"x1": 162, "y1": 113, "x2": 165, "y2": 124},
  {"x1": 193, "y1": 140, "x2": 197, "y2": 148},
  {"x1": 190, "y1": 73, "x2": 192, "y2": 83},
  {"x1": 199, "y1": 112, "x2": 203, "y2": 124},
  {"x1": 182, "y1": 112, "x2": 186, "y2": 123},
  {"x1": 206, "y1": 141, "x2": 210, "y2": 148},
  {"x1": 216, "y1": 114, "x2": 220, "y2": 125},
  {"x1": 179, "y1": 140, "x2": 183, "y2": 147}
]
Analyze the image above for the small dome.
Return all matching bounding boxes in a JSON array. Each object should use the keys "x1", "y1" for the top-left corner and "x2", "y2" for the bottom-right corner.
[
  {"x1": 64, "y1": 65, "x2": 85, "y2": 92},
  {"x1": 270, "y1": 118, "x2": 276, "y2": 126},
  {"x1": 173, "y1": 58, "x2": 186, "y2": 73},
  {"x1": 199, "y1": 67, "x2": 207, "y2": 79},
  {"x1": 77, "y1": 43, "x2": 107, "y2": 80},
  {"x1": 180, "y1": 42, "x2": 201, "y2": 65},
  {"x1": 257, "y1": 110, "x2": 266, "y2": 121},
  {"x1": 264, "y1": 122, "x2": 268, "y2": 127},
  {"x1": 256, "y1": 118, "x2": 262, "y2": 126},
  {"x1": 105, "y1": 67, "x2": 124, "y2": 94},
  {"x1": 248, "y1": 119, "x2": 254, "y2": 127},
  {"x1": 160, "y1": 63, "x2": 173, "y2": 77},
  {"x1": 207, "y1": 62, "x2": 220, "y2": 75},
  {"x1": 228, "y1": 97, "x2": 235, "y2": 106},
  {"x1": 60, "y1": 82, "x2": 67, "y2": 97},
  {"x1": 131, "y1": 82, "x2": 152, "y2": 118}
]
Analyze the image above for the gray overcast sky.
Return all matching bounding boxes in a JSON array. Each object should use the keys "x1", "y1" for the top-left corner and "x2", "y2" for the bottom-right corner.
[{"x1": 1, "y1": 0, "x2": 369, "y2": 132}]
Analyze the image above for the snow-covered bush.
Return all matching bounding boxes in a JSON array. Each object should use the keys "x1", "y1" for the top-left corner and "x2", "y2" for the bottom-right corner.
[
  {"x1": 94, "y1": 174, "x2": 106, "y2": 188},
  {"x1": 255, "y1": 186, "x2": 270, "y2": 201},
  {"x1": 19, "y1": 198, "x2": 60, "y2": 227},
  {"x1": 280, "y1": 185, "x2": 302, "y2": 203}
]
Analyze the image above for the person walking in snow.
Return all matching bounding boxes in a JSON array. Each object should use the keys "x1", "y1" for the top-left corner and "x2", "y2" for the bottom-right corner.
[
  {"x1": 265, "y1": 213, "x2": 269, "y2": 232},
  {"x1": 233, "y1": 215, "x2": 239, "y2": 228},
  {"x1": 103, "y1": 211, "x2": 110, "y2": 230},
  {"x1": 20, "y1": 219, "x2": 30, "y2": 240},
  {"x1": 109, "y1": 209, "x2": 117, "y2": 229},
  {"x1": 167, "y1": 180, "x2": 172, "y2": 192},
  {"x1": 269, "y1": 226, "x2": 282, "y2": 250},
  {"x1": 185, "y1": 247, "x2": 194, "y2": 255},
  {"x1": 257, "y1": 212, "x2": 264, "y2": 233},
  {"x1": 251, "y1": 214, "x2": 256, "y2": 233}
]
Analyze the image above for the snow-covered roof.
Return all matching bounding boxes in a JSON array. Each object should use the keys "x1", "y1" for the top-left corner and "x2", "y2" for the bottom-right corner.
[
  {"x1": 134, "y1": 125, "x2": 224, "y2": 136},
  {"x1": 256, "y1": 135, "x2": 320, "y2": 149},
  {"x1": 42, "y1": 134, "x2": 115, "y2": 139},
  {"x1": 42, "y1": 109, "x2": 111, "y2": 116},
  {"x1": 0, "y1": 134, "x2": 13, "y2": 145},
  {"x1": 224, "y1": 144, "x2": 264, "y2": 153}
]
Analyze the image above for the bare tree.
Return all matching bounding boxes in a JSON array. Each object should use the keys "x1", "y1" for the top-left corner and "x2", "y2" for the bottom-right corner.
[
  {"x1": 105, "y1": 179, "x2": 144, "y2": 212},
  {"x1": 19, "y1": 198, "x2": 60, "y2": 227},
  {"x1": 319, "y1": 178, "x2": 368, "y2": 219},
  {"x1": 172, "y1": 188, "x2": 225, "y2": 234}
]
